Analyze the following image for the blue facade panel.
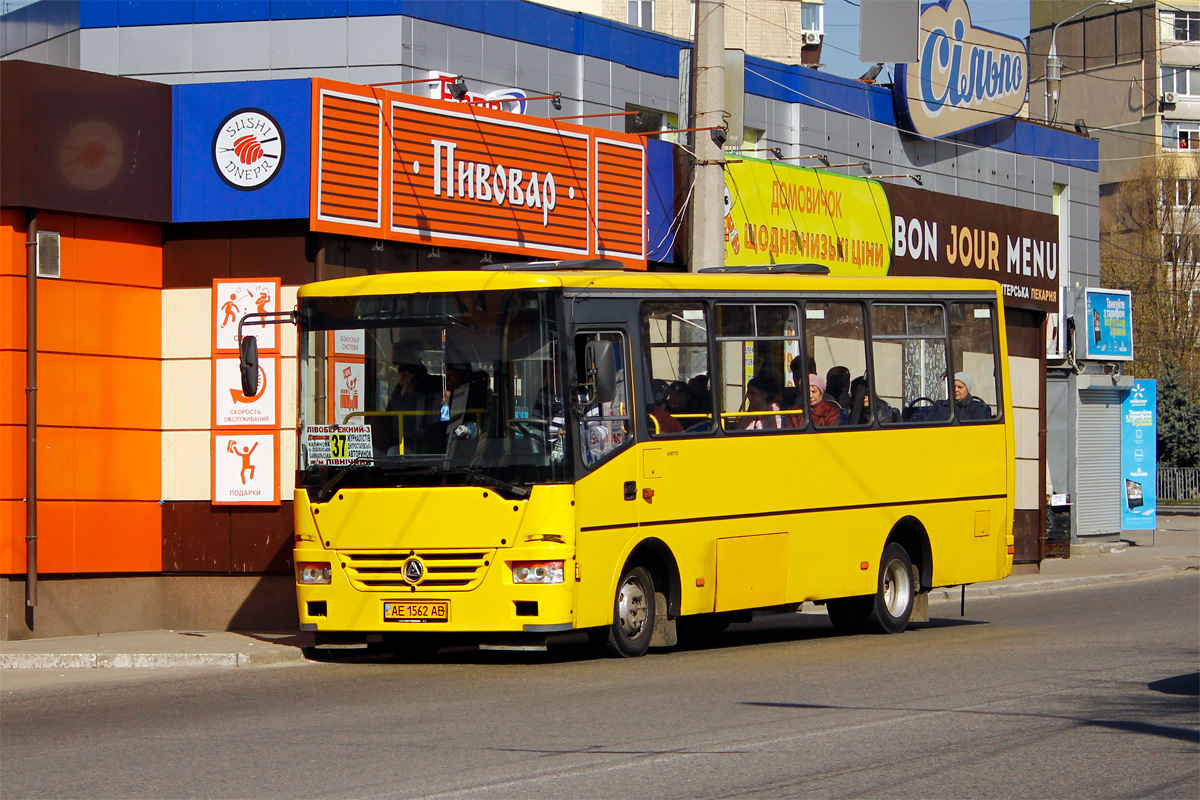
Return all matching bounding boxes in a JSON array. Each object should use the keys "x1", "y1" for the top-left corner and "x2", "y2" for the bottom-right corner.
[
  {"x1": 118, "y1": 0, "x2": 195, "y2": 26},
  {"x1": 644, "y1": 138, "x2": 679, "y2": 264},
  {"x1": 194, "y1": 0, "x2": 270, "y2": 23},
  {"x1": 173, "y1": 79, "x2": 312, "y2": 222}
]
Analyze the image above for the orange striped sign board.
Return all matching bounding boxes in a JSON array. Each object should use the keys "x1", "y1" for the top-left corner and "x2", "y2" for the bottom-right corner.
[{"x1": 311, "y1": 79, "x2": 646, "y2": 267}]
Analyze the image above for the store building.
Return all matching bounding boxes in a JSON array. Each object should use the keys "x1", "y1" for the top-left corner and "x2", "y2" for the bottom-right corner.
[{"x1": 2, "y1": 0, "x2": 1099, "y2": 638}]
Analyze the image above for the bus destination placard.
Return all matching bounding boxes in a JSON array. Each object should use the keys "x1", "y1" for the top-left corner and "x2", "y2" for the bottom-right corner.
[{"x1": 304, "y1": 425, "x2": 374, "y2": 466}]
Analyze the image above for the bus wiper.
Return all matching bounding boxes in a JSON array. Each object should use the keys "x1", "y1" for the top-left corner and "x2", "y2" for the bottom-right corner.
[
  {"x1": 424, "y1": 466, "x2": 531, "y2": 499},
  {"x1": 315, "y1": 458, "x2": 374, "y2": 503}
]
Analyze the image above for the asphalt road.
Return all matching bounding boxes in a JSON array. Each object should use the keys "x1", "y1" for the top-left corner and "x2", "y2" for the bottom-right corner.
[{"x1": 2, "y1": 575, "x2": 1197, "y2": 799}]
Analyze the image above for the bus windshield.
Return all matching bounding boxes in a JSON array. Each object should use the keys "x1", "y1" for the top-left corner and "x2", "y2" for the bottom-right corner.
[{"x1": 297, "y1": 288, "x2": 568, "y2": 494}]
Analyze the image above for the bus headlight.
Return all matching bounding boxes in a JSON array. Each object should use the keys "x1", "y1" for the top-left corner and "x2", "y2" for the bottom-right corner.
[
  {"x1": 298, "y1": 562, "x2": 332, "y2": 584},
  {"x1": 512, "y1": 561, "x2": 564, "y2": 584}
]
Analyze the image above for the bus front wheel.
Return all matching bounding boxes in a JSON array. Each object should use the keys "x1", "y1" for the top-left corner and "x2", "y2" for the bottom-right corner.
[
  {"x1": 827, "y1": 543, "x2": 915, "y2": 635},
  {"x1": 591, "y1": 565, "x2": 656, "y2": 657}
]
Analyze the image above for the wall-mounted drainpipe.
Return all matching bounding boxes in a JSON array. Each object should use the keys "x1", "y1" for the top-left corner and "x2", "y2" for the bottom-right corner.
[{"x1": 25, "y1": 210, "x2": 37, "y2": 608}]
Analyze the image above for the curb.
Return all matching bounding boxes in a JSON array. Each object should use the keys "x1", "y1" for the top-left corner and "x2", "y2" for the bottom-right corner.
[
  {"x1": 927, "y1": 566, "x2": 1186, "y2": 602},
  {"x1": 0, "y1": 648, "x2": 306, "y2": 671}
]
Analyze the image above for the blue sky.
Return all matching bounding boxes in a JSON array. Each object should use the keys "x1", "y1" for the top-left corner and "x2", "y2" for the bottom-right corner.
[{"x1": 820, "y1": 0, "x2": 1031, "y2": 81}]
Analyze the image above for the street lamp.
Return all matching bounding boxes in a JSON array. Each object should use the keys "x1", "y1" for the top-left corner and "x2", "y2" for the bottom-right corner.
[{"x1": 1045, "y1": 0, "x2": 1132, "y2": 124}]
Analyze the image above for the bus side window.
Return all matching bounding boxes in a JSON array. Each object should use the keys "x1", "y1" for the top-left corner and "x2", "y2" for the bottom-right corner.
[
  {"x1": 716, "y1": 303, "x2": 802, "y2": 432},
  {"x1": 642, "y1": 303, "x2": 712, "y2": 436},
  {"x1": 949, "y1": 303, "x2": 1001, "y2": 421},
  {"x1": 871, "y1": 303, "x2": 950, "y2": 424},
  {"x1": 803, "y1": 301, "x2": 869, "y2": 428},
  {"x1": 576, "y1": 331, "x2": 632, "y2": 467}
]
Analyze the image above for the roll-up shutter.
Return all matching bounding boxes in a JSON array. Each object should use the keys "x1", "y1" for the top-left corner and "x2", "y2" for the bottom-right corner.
[{"x1": 1076, "y1": 388, "x2": 1122, "y2": 536}]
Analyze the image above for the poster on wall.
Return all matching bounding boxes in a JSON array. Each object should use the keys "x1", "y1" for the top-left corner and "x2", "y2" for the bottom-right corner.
[
  {"x1": 1082, "y1": 288, "x2": 1134, "y2": 361},
  {"x1": 212, "y1": 431, "x2": 280, "y2": 506},
  {"x1": 213, "y1": 278, "x2": 281, "y2": 352},
  {"x1": 1121, "y1": 380, "x2": 1157, "y2": 530},
  {"x1": 213, "y1": 355, "x2": 280, "y2": 428},
  {"x1": 328, "y1": 359, "x2": 366, "y2": 425},
  {"x1": 723, "y1": 157, "x2": 892, "y2": 272}
]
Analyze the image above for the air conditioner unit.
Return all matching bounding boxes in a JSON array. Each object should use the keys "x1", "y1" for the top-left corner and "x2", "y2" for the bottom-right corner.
[
  {"x1": 803, "y1": 31, "x2": 821, "y2": 45},
  {"x1": 1163, "y1": 90, "x2": 1178, "y2": 104}
]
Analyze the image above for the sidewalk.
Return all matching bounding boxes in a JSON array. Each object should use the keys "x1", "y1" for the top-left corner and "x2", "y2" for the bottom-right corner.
[{"x1": 2, "y1": 516, "x2": 1195, "y2": 672}]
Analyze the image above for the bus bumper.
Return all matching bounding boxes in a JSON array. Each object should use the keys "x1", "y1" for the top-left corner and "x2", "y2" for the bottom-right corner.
[{"x1": 294, "y1": 546, "x2": 577, "y2": 635}]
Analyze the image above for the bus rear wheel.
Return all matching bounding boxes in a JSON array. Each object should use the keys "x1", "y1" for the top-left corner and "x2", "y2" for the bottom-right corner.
[
  {"x1": 827, "y1": 543, "x2": 915, "y2": 635},
  {"x1": 591, "y1": 565, "x2": 656, "y2": 657}
]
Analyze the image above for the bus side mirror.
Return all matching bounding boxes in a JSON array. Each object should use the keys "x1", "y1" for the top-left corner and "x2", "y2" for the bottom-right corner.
[
  {"x1": 585, "y1": 340, "x2": 616, "y2": 405},
  {"x1": 239, "y1": 335, "x2": 259, "y2": 397}
]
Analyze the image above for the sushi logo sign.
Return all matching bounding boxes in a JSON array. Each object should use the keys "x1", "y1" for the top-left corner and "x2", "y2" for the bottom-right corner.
[
  {"x1": 894, "y1": 0, "x2": 1028, "y2": 139},
  {"x1": 212, "y1": 108, "x2": 285, "y2": 190}
]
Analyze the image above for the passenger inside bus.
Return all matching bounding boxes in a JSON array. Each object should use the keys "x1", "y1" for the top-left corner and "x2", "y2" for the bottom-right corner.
[
  {"x1": 648, "y1": 379, "x2": 684, "y2": 434},
  {"x1": 737, "y1": 374, "x2": 784, "y2": 431},
  {"x1": 934, "y1": 371, "x2": 992, "y2": 421},
  {"x1": 688, "y1": 374, "x2": 712, "y2": 415},
  {"x1": 825, "y1": 365, "x2": 852, "y2": 412},
  {"x1": 386, "y1": 361, "x2": 435, "y2": 453},
  {"x1": 784, "y1": 355, "x2": 817, "y2": 412},
  {"x1": 848, "y1": 375, "x2": 899, "y2": 426},
  {"x1": 808, "y1": 374, "x2": 841, "y2": 427}
]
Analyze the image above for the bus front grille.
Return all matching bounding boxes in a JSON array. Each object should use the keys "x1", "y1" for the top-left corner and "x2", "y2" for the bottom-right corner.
[{"x1": 341, "y1": 550, "x2": 493, "y2": 592}]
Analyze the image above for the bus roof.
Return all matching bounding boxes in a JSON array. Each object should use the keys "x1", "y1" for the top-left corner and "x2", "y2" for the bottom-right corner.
[{"x1": 296, "y1": 270, "x2": 1005, "y2": 299}]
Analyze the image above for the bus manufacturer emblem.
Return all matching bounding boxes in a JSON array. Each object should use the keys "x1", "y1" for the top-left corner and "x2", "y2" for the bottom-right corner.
[{"x1": 403, "y1": 557, "x2": 426, "y2": 584}]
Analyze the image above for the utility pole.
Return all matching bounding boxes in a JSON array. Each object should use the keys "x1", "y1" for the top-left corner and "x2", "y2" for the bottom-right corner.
[{"x1": 690, "y1": 0, "x2": 725, "y2": 272}]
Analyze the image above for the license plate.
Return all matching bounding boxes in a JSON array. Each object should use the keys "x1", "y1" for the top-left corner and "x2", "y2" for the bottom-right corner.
[{"x1": 383, "y1": 600, "x2": 449, "y2": 623}]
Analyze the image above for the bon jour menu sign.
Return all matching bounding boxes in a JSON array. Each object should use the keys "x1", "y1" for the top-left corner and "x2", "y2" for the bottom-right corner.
[
  {"x1": 884, "y1": 183, "x2": 1059, "y2": 313},
  {"x1": 894, "y1": 0, "x2": 1028, "y2": 139}
]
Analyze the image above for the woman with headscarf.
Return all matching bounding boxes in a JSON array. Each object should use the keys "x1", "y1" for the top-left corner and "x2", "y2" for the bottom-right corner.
[
  {"x1": 934, "y1": 371, "x2": 992, "y2": 421},
  {"x1": 808, "y1": 374, "x2": 841, "y2": 427}
]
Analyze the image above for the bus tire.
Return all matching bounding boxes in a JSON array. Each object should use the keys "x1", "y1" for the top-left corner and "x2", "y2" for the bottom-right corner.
[
  {"x1": 868, "y1": 543, "x2": 915, "y2": 634},
  {"x1": 593, "y1": 565, "x2": 656, "y2": 657}
]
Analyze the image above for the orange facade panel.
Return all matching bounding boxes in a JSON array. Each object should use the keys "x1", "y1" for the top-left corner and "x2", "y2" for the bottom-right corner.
[
  {"x1": 34, "y1": 353, "x2": 160, "y2": 430},
  {"x1": 71, "y1": 354, "x2": 161, "y2": 431},
  {"x1": 0, "y1": 350, "x2": 22, "y2": 427},
  {"x1": 73, "y1": 428, "x2": 160, "y2": 501},
  {"x1": 0, "y1": 275, "x2": 25, "y2": 352},
  {"x1": 595, "y1": 139, "x2": 645, "y2": 258},
  {"x1": 71, "y1": 501, "x2": 162, "y2": 573},
  {"x1": 315, "y1": 91, "x2": 382, "y2": 228},
  {"x1": 0, "y1": 424, "x2": 23, "y2": 499},
  {"x1": 310, "y1": 79, "x2": 646, "y2": 267},
  {"x1": 36, "y1": 282, "x2": 161, "y2": 359},
  {"x1": 73, "y1": 217, "x2": 163, "y2": 288},
  {"x1": 0, "y1": 499, "x2": 21, "y2": 573},
  {"x1": 0, "y1": 501, "x2": 162, "y2": 574},
  {"x1": 33, "y1": 427, "x2": 160, "y2": 501}
]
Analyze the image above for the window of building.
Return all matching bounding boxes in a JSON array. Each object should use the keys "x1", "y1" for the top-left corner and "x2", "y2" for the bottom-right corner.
[
  {"x1": 1164, "y1": 10, "x2": 1200, "y2": 41},
  {"x1": 628, "y1": 0, "x2": 654, "y2": 30},
  {"x1": 1161, "y1": 66, "x2": 1200, "y2": 96},
  {"x1": 625, "y1": 104, "x2": 678, "y2": 141},
  {"x1": 1163, "y1": 233, "x2": 1200, "y2": 264},
  {"x1": 801, "y1": 1, "x2": 823, "y2": 33},
  {"x1": 1162, "y1": 121, "x2": 1200, "y2": 150},
  {"x1": 1163, "y1": 178, "x2": 1200, "y2": 207}
]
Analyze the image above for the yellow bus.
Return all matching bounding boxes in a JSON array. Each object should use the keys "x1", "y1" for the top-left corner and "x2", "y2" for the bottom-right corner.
[{"x1": 262, "y1": 262, "x2": 1014, "y2": 657}]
